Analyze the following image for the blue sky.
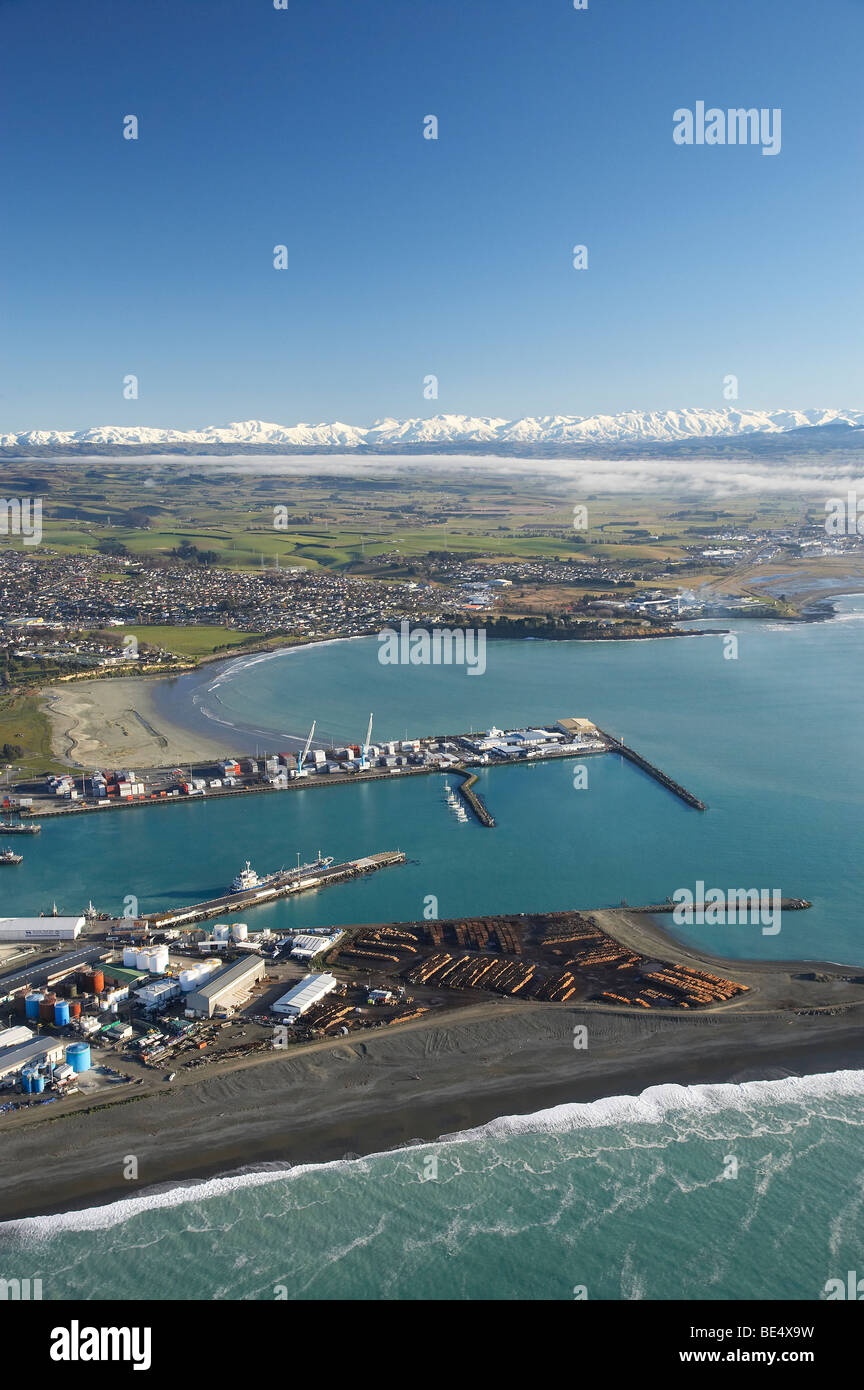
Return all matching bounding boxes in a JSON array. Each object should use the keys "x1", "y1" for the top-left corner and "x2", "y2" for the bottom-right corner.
[{"x1": 1, "y1": 0, "x2": 861, "y2": 431}]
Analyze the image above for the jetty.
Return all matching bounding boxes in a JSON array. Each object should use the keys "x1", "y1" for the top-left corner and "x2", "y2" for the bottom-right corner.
[
  {"x1": 146, "y1": 850, "x2": 405, "y2": 928},
  {"x1": 594, "y1": 726, "x2": 707, "y2": 810}
]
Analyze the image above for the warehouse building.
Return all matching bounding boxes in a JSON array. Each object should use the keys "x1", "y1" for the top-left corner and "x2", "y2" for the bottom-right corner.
[
  {"x1": 0, "y1": 1038, "x2": 65, "y2": 1081},
  {"x1": 0, "y1": 917, "x2": 84, "y2": 941},
  {"x1": 185, "y1": 956, "x2": 266, "y2": 1018},
  {"x1": 272, "y1": 972, "x2": 338, "y2": 1018},
  {"x1": 0, "y1": 1025, "x2": 34, "y2": 1051}
]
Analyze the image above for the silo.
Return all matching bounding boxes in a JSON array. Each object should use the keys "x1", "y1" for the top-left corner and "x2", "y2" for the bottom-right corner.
[
  {"x1": 91, "y1": 970, "x2": 105, "y2": 994},
  {"x1": 31, "y1": 1073, "x2": 45, "y2": 1094},
  {"x1": 39, "y1": 995, "x2": 56, "y2": 1022},
  {"x1": 21, "y1": 1069, "x2": 33, "y2": 1093},
  {"x1": 135, "y1": 949, "x2": 152, "y2": 971},
  {"x1": 123, "y1": 947, "x2": 138, "y2": 967},
  {"x1": 213, "y1": 925, "x2": 230, "y2": 941},
  {"x1": 179, "y1": 968, "x2": 200, "y2": 992},
  {"x1": 54, "y1": 1000, "x2": 71, "y2": 1027},
  {"x1": 13, "y1": 993, "x2": 26, "y2": 1015},
  {"x1": 231, "y1": 923, "x2": 248, "y2": 943},
  {"x1": 65, "y1": 1041, "x2": 92, "y2": 1073},
  {"x1": 25, "y1": 993, "x2": 43, "y2": 1020}
]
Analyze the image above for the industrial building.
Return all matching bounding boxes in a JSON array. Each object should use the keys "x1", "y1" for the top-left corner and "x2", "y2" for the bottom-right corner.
[
  {"x1": 0, "y1": 1025, "x2": 34, "y2": 1050},
  {"x1": 185, "y1": 955, "x2": 266, "y2": 1017},
  {"x1": 289, "y1": 930, "x2": 343, "y2": 961},
  {"x1": 0, "y1": 1038, "x2": 65, "y2": 1081},
  {"x1": 135, "y1": 979, "x2": 181, "y2": 1010},
  {"x1": 272, "y1": 972, "x2": 338, "y2": 1017},
  {"x1": 0, "y1": 916, "x2": 84, "y2": 941}
]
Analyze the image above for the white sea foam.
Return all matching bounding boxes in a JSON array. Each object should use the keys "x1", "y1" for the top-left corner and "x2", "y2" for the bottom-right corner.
[
  {"x1": 4, "y1": 1069, "x2": 862, "y2": 1242},
  {"x1": 440, "y1": 1070, "x2": 864, "y2": 1147}
]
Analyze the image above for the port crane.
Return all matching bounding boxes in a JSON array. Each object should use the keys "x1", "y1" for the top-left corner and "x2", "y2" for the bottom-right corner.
[
  {"x1": 296, "y1": 720, "x2": 316, "y2": 777},
  {"x1": 361, "y1": 713, "x2": 373, "y2": 770}
]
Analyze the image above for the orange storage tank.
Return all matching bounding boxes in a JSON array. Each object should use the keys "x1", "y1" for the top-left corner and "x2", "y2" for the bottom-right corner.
[
  {"x1": 70, "y1": 1001, "x2": 82, "y2": 1018},
  {"x1": 91, "y1": 970, "x2": 105, "y2": 993}
]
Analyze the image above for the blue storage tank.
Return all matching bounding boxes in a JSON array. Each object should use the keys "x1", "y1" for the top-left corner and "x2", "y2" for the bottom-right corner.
[
  {"x1": 65, "y1": 1041, "x2": 91, "y2": 1073},
  {"x1": 31, "y1": 1073, "x2": 45, "y2": 1094},
  {"x1": 54, "y1": 1000, "x2": 71, "y2": 1026},
  {"x1": 21, "y1": 1069, "x2": 33, "y2": 1093},
  {"x1": 24, "y1": 993, "x2": 43, "y2": 1020}
]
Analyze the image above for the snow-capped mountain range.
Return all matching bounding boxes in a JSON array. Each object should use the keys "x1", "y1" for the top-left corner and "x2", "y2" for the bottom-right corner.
[{"x1": 2, "y1": 407, "x2": 863, "y2": 453}]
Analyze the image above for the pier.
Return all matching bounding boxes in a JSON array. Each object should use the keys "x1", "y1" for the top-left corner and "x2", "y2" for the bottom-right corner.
[
  {"x1": 146, "y1": 850, "x2": 406, "y2": 928},
  {"x1": 594, "y1": 726, "x2": 707, "y2": 811}
]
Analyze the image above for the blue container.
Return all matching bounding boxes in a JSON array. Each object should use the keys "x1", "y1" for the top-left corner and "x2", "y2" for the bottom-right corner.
[
  {"x1": 21, "y1": 1069, "x2": 33, "y2": 1093},
  {"x1": 54, "y1": 1001, "x2": 71, "y2": 1026},
  {"x1": 65, "y1": 1042, "x2": 91, "y2": 1073},
  {"x1": 31, "y1": 1074, "x2": 45, "y2": 1094},
  {"x1": 24, "y1": 993, "x2": 43, "y2": 1020}
]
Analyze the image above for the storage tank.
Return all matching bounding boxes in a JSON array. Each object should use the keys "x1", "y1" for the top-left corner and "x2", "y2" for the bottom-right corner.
[
  {"x1": 21, "y1": 1069, "x2": 34, "y2": 1093},
  {"x1": 66, "y1": 1042, "x2": 92, "y2": 1073},
  {"x1": 39, "y1": 995, "x2": 56, "y2": 1022},
  {"x1": 123, "y1": 947, "x2": 138, "y2": 967},
  {"x1": 77, "y1": 969, "x2": 93, "y2": 990},
  {"x1": 180, "y1": 966, "x2": 203, "y2": 992},
  {"x1": 149, "y1": 945, "x2": 169, "y2": 972},
  {"x1": 231, "y1": 923, "x2": 248, "y2": 943},
  {"x1": 91, "y1": 970, "x2": 105, "y2": 994},
  {"x1": 213, "y1": 924, "x2": 230, "y2": 941},
  {"x1": 70, "y1": 1001, "x2": 82, "y2": 1019},
  {"x1": 54, "y1": 1000, "x2": 71, "y2": 1027},
  {"x1": 13, "y1": 992, "x2": 26, "y2": 1015},
  {"x1": 135, "y1": 949, "x2": 152, "y2": 971},
  {"x1": 31, "y1": 1073, "x2": 45, "y2": 1094},
  {"x1": 25, "y1": 993, "x2": 43, "y2": 1020}
]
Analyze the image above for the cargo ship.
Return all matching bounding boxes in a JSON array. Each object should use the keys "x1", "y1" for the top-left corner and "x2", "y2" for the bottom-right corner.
[
  {"x1": 0, "y1": 821, "x2": 40, "y2": 835},
  {"x1": 0, "y1": 848, "x2": 23, "y2": 866}
]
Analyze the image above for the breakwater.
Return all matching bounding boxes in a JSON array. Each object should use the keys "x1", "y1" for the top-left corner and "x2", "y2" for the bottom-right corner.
[
  {"x1": 455, "y1": 770, "x2": 496, "y2": 827},
  {"x1": 594, "y1": 727, "x2": 707, "y2": 810}
]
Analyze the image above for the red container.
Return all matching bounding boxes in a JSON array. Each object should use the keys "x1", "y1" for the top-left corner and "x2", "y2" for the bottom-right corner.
[{"x1": 70, "y1": 1001, "x2": 82, "y2": 1019}]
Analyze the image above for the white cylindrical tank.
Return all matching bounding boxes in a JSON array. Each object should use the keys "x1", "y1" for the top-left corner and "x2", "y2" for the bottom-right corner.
[
  {"x1": 180, "y1": 967, "x2": 203, "y2": 992},
  {"x1": 213, "y1": 925, "x2": 230, "y2": 941},
  {"x1": 135, "y1": 949, "x2": 152, "y2": 971},
  {"x1": 148, "y1": 945, "x2": 169, "y2": 973},
  {"x1": 231, "y1": 923, "x2": 248, "y2": 942},
  {"x1": 123, "y1": 947, "x2": 138, "y2": 967}
]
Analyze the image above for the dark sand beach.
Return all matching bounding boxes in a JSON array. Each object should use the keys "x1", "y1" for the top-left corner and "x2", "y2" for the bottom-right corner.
[{"x1": 1, "y1": 984, "x2": 863, "y2": 1223}]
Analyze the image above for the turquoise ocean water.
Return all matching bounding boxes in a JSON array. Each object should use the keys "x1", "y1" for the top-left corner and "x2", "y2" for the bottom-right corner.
[{"x1": 0, "y1": 599, "x2": 862, "y2": 1298}]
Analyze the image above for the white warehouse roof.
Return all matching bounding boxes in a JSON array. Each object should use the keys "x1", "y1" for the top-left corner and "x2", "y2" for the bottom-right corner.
[
  {"x1": 272, "y1": 973, "x2": 337, "y2": 1017},
  {"x1": 0, "y1": 917, "x2": 84, "y2": 940}
]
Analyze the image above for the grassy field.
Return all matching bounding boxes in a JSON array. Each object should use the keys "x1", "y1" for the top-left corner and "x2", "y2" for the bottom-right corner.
[
  {"x1": 121, "y1": 625, "x2": 264, "y2": 658},
  {"x1": 0, "y1": 689, "x2": 65, "y2": 777},
  {"x1": 0, "y1": 458, "x2": 819, "y2": 577}
]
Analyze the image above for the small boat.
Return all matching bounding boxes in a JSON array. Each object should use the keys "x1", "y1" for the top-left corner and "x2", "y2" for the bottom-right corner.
[{"x1": 0, "y1": 848, "x2": 23, "y2": 866}]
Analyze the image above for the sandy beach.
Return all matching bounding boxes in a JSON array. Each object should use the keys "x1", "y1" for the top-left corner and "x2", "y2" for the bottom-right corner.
[
  {"x1": 1, "y1": 992, "x2": 863, "y2": 1222},
  {"x1": 42, "y1": 676, "x2": 233, "y2": 768}
]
